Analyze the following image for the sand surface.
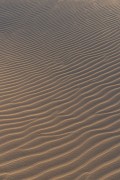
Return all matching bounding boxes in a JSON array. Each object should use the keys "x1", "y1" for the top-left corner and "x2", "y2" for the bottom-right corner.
[{"x1": 0, "y1": 0, "x2": 120, "y2": 179}]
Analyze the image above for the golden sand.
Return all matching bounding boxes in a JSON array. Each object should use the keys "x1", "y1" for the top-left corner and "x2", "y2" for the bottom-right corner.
[{"x1": 0, "y1": 0, "x2": 120, "y2": 179}]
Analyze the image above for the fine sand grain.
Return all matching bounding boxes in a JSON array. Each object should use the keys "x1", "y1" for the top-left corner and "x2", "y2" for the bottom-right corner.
[{"x1": 0, "y1": 0, "x2": 120, "y2": 179}]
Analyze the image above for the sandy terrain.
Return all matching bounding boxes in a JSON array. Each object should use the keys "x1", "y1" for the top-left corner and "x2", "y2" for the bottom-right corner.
[{"x1": 0, "y1": 0, "x2": 120, "y2": 179}]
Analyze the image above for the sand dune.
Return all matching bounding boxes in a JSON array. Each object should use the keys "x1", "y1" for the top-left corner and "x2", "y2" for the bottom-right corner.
[{"x1": 0, "y1": 0, "x2": 120, "y2": 179}]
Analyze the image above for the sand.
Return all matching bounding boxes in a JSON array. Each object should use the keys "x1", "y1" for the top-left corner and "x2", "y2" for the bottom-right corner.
[{"x1": 0, "y1": 0, "x2": 120, "y2": 179}]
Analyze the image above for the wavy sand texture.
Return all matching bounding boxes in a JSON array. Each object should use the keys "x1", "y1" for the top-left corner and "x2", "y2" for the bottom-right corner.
[{"x1": 0, "y1": 0, "x2": 120, "y2": 179}]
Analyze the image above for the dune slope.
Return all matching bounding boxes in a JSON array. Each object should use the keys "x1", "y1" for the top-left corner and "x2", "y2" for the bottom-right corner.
[{"x1": 0, "y1": 0, "x2": 120, "y2": 179}]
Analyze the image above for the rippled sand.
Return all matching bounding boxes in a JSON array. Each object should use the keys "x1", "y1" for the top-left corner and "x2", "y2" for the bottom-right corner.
[{"x1": 0, "y1": 0, "x2": 120, "y2": 179}]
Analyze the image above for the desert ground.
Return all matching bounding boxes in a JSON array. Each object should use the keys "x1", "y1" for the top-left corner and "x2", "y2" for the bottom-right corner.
[{"x1": 0, "y1": 0, "x2": 120, "y2": 179}]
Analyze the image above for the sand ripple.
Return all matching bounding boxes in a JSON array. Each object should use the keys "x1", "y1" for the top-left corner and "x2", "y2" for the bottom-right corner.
[{"x1": 0, "y1": 0, "x2": 120, "y2": 179}]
